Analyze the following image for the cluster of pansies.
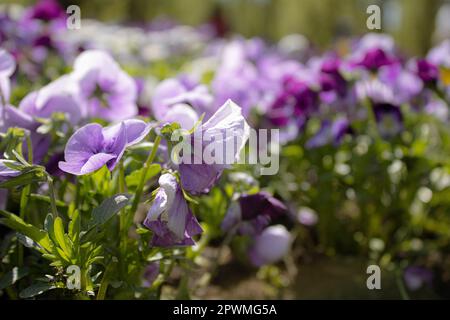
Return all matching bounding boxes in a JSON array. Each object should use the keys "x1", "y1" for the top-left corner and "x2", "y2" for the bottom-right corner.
[{"x1": 1, "y1": 1, "x2": 450, "y2": 299}]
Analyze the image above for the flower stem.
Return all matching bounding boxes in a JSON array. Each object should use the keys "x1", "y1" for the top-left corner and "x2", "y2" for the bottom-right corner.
[
  {"x1": 47, "y1": 176, "x2": 59, "y2": 218},
  {"x1": 130, "y1": 135, "x2": 161, "y2": 215}
]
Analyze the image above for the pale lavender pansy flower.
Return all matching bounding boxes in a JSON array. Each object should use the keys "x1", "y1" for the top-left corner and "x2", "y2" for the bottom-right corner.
[
  {"x1": 143, "y1": 173, "x2": 202, "y2": 247},
  {"x1": 58, "y1": 119, "x2": 150, "y2": 175},
  {"x1": 248, "y1": 225, "x2": 291, "y2": 267},
  {"x1": 19, "y1": 75, "x2": 83, "y2": 125},
  {"x1": 212, "y1": 42, "x2": 261, "y2": 116},
  {"x1": 0, "y1": 49, "x2": 15, "y2": 105},
  {"x1": 178, "y1": 99, "x2": 250, "y2": 194},
  {"x1": 403, "y1": 266, "x2": 433, "y2": 291},
  {"x1": 427, "y1": 39, "x2": 450, "y2": 68},
  {"x1": 151, "y1": 77, "x2": 213, "y2": 126},
  {"x1": 297, "y1": 207, "x2": 318, "y2": 226},
  {"x1": 72, "y1": 50, "x2": 138, "y2": 121}
]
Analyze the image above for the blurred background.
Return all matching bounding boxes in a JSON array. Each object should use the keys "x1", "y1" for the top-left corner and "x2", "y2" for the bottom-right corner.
[{"x1": 7, "y1": 0, "x2": 450, "y2": 55}]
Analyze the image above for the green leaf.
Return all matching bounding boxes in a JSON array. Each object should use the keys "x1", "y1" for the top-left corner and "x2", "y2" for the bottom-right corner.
[
  {"x1": 54, "y1": 217, "x2": 71, "y2": 256},
  {"x1": 68, "y1": 210, "x2": 81, "y2": 248},
  {"x1": 0, "y1": 210, "x2": 52, "y2": 252},
  {"x1": 0, "y1": 267, "x2": 29, "y2": 290},
  {"x1": 125, "y1": 164, "x2": 161, "y2": 187},
  {"x1": 91, "y1": 193, "x2": 131, "y2": 226},
  {"x1": 0, "y1": 167, "x2": 47, "y2": 188},
  {"x1": 19, "y1": 282, "x2": 56, "y2": 299}
]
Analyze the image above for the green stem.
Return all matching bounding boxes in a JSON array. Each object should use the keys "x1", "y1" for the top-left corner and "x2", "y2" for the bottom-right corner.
[
  {"x1": 47, "y1": 177, "x2": 59, "y2": 218},
  {"x1": 130, "y1": 136, "x2": 161, "y2": 215},
  {"x1": 97, "y1": 259, "x2": 116, "y2": 300}
]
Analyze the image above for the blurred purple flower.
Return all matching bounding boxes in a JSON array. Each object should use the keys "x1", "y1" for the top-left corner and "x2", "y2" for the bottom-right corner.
[
  {"x1": 427, "y1": 39, "x2": 450, "y2": 68},
  {"x1": 306, "y1": 117, "x2": 352, "y2": 149},
  {"x1": 144, "y1": 173, "x2": 202, "y2": 247},
  {"x1": 373, "y1": 103, "x2": 403, "y2": 138},
  {"x1": 58, "y1": 119, "x2": 150, "y2": 175},
  {"x1": 151, "y1": 76, "x2": 213, "y2": 125},
  {"x1": 221, "y1": 191, "x2": 287, "y2": 236},
  {"x1": 412, "y1": 59, "x2": 439, "y2": 84},
  {"x1": 297, "y1": 207, "x2": 318, "y2": 226},
  {"x1": 28, "y1": 0, "x2": 65, "y2": 22},
  {"x1": 248, "y1": 225, "x2": 291, "y2": 267},
  {"x1": 212, "y1": 42, "x2": 261, "y2": 116},
  {"x1": 0, "y1": 49, "x2": 15, "y2": 105},
  {"x1": 72, "y1": 50, "x2": 138, "y2": 122},
  {"x1": 19, "y1": 75, "x2": 83, "y2": 125},
  {"x1": 178, "y1": 99, "x2": 249, "y2": 194},
  {"x1": 403, "y1": 266, "x2": 433, "y2": 291}
]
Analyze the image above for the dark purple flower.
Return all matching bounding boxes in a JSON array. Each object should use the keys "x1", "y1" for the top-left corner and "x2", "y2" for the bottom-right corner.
[
  {"x1": 143, "y1": 173, "x2": 202, "y2": 247},
  {"x1": 414, "y1": 59, "x2": 439, "y2": 84},
  {"x1": 72, "y1": 50, "x2": 138, "y2": 122},
  {"x1": 178, "y1": 100, "x2": 249, "y2": 194},
  {"x1": 356, "y1": 48, "x2": 396, "y2": 71},
  {"x1": 373, "y1": 103, "x2": 403, "y2": 138},
  {"x1": 58, "y1": 119, "x2": 150, "y2": 175},
  {"x1": 221, "y1": 191, "x2": 287, "y2": 236},
  {"x1": 268, "y1": 76, "x2": 318, "y2": 127},
  {"x1": 248, "y1": 225, "x2": 291, "y2": 266},
  {"x1": 29, "y1": 0, "x2": 65, "y2": 22},
  {"x1": 403, "y1": 266, "x2": 433, "y2": 291}
]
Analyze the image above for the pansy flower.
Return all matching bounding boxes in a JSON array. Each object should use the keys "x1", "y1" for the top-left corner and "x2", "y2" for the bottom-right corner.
[
  {"x1": 143, "y1": 173, "x2": 202, "y2": 247},
  {"x1": 177, "y1": 99, "x2": 250, "y2": 194},
  {"x1": 248, "y1": 225, "x2": 291, "y2": 266},
  {"x1": 221, "y1": 191, "x2": 287, "y2": 236},
  {"x1": 58, "y1": 119, "x2": 150, "y2": 175},
  {"x1": 72, "y1": 50, "x2": 138, "y2": 122}
]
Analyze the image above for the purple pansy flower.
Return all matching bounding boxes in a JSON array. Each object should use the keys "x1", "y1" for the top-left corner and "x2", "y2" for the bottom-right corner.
[
  {"x1": 176, "y1": 100, "x2": 249, "y2": 194},
  {"x1": 221, "y1": 191, "x2": 287, "y2": 236},
  {"x1": 349, "y1": 33, "x2": 397, "y2": 71},
  {"x1": 151, "y1": 76, "x2": 213, "y2": 126},
  {"x1": 58, "y1": 119, "x2": 150, "y2": 175},
  {"x1": 212, "y1": 42, "x2": 261, "y2": 116},
  {"x1": 248, "y1": 225, "x2": 291, "y2": 267},
  {"x1": 28, "y1": 0, "x2": 65, "y2": 22},
  {"x1": 19, "y1": 75, "x2": 83, "y2": 125},
  {"x1": 143, "y1": 173, "x2": 203, "y2": 247},
  {"x1": 427, "y1": 39, "x2": 450, "y2": 68},
  {"x1": 373, "y1": 103, "x2": 403, "y2": 138},
  {"x1": 72, "y1": 50, "x2": 138, "y2": 122},
  {"x1": 411, "y1": 59, "x2": 439, "y2": 84},
  {"x1": 0, "y1": 49, "x2": 15, "y2": 105},
  {"x1": 297, "y1": 207, "x2": 318, "y2": 226},
  {"x1": 403, "y1": 266, "x2": 433, "y2": 291}
]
